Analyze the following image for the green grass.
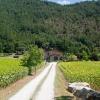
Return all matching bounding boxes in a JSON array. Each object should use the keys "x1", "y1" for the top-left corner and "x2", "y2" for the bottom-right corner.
[
  {"x1": 59, "y1": 61, "x2": 100, "y2": 90},
  {"x1": 0, "y1": 57, "x2": 28, "y2": 88},
  {"x1": 0, "y1": 57, "x2": 45, "y2": 88}
]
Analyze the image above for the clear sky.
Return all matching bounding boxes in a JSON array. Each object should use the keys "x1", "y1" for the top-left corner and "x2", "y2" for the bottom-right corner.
[{"x1": 47, "y1": 0, "x2": 92, "y2": 5}]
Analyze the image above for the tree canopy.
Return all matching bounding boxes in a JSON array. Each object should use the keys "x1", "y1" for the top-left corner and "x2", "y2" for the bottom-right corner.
[
  {"x1": 0, "y1": 0, "x2": 100, "y2": 59},
  {"x1": 22, "y1": 46, "x2": 44, "y2": 74}
]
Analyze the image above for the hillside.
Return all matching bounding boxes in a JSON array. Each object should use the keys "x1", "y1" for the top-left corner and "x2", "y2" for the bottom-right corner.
[{"x1": 0, "y1": 0, "x2": 100, "y2": 58}]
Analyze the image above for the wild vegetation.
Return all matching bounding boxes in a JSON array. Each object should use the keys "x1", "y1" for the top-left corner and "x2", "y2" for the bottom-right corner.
[
  {"x1": 0, "y1": 57, "x2": 28, "y2": 88},
  {"x1": 0, "y1": 54, "x2": 44, "y2": 88},
  {"x1": 0, "y1": 0, "x2": 99, "y2": 60},
  {"x1": 22, "y1": 46, "x2": 44, "y2": 75},
  {"x1": 59, "y1": 62, "x2": 100, "y2": 90}
]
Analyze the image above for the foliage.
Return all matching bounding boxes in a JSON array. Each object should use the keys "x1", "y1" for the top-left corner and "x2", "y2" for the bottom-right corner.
[
  {"x1": 0, "y1": 57, "x2": 28, "y2": 88},
  {"x1": 0, "y1": 56, "x2": 44, "y2": 88},
  {"x1": 0, "y1": 0, "x2": 99, "y2": 58},
  {"x1": 59, "y1": 61, "x2": 100, "y2": 90},
  {"x1": 82, "y1": 51, "x2": 89, "y2": 61},
  {"x1": 64, "y1": 53, "x2": 78, "y2": 61},
  {"x1": 22, "y1": 46, "x2": 44, "y2": 75},
  {"x1": 90, "y1": 52, "x2": 100, "y2": 61}
]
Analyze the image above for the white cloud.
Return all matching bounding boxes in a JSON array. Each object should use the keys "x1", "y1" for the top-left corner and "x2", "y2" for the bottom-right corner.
[
  {"x1": 57, "y1": 0, "x2": 71, "y2": 5},
  {"x1": 46, "y1": 0, "x2": 94, "y2": 5},
  {"x1": 47, "y1": 0, "x2": 71, "y2": 5}
]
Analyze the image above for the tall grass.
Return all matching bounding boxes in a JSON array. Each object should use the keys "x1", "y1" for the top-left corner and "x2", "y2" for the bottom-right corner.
[
  {"x1": 0, "y1": 57, "x2": 28, "y2": 88},
  {"x1": 59, "y1": 61, "x2": 100, "y2": 90}
]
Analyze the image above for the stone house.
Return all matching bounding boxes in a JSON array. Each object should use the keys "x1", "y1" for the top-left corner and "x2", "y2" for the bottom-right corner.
[{"x1": 45, "y1": 49, "x2": 63, "y2": 62}]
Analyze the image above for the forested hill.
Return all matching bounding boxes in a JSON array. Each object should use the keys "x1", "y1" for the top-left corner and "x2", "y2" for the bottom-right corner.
[{"x1": 0, "y1": 0, "x2": 100, "y2": 56}]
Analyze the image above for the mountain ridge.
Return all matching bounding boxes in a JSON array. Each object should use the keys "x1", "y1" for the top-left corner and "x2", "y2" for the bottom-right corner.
[{"x1": 0, "y1": 0, "x2": 99, "y2": 58}]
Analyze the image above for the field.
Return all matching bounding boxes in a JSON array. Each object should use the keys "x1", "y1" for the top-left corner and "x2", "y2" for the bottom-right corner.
[
  {"x1": 59, "y1": 61, "x2": 100, "y2": 90},
  {"x1": 0, "y1": 57, "x2": 28, "y2": 88}
]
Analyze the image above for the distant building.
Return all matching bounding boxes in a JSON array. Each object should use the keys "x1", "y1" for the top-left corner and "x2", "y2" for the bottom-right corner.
[{"x1": 45, "y1": 49, "x2": 63, "y2": 62}]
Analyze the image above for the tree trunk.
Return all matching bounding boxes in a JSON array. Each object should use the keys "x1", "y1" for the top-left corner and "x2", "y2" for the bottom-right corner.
[
  {"x1": 35, "y1": 66, "x2": 36, "y2": 75},
  {"x1": 28, "y1": 67, "x2": 32, "y2": 75}
]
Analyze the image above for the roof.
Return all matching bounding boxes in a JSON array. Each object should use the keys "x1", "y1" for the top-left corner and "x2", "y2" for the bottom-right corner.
[{"x1": 45, "y1": 49, "x2": 63, "y2": 56}]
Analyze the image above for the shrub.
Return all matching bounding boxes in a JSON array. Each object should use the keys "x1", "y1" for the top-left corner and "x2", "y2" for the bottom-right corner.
[
  {"x1": 64, "y1": 53, "x2": 78, "y2": 61},
  {"x1": 0, "y1": 57, "x2": 28, "y2": 88},
  {"x1": 82, "y1": 51, "x2": 89, "y2": 61},
  {"x1": 22, "y1": 46, "x2": 44, "y2": 75},
  {"x1": 90, "y1": 53, "x2": 100, "y2": 61}
]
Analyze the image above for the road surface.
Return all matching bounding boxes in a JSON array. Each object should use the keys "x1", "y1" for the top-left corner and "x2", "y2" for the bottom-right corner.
[{"x1": 9, "y1": 62, "x2": 57, "y2": 100}]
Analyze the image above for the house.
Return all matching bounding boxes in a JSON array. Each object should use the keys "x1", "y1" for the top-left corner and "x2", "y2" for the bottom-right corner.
[{"x1": 45, "y1": 49, "x2": 63, "y2": 62}]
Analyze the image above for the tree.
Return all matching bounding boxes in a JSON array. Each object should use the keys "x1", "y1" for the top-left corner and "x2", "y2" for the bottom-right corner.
[
  {"x1": 22, "y1": 46, "x2": 44, "y2": 75},
  {"x1": 82, "y1": 51, "x2": 89, "y2": 61},
  {"x1": 64, "y1": 53, "x2": 78, "y2": 61},
  {"x1": 90, "y1": 52, "x2": 100, "y2": 61},
  {"x1": 0, "y1": 0, "x2": 99, "y2": 57}
]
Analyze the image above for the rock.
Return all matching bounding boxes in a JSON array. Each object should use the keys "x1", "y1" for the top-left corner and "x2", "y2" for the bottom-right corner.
[
  {"x1": 68, "y1": 82, "x2": 91, "y2": 93},
  {"x1": 87, "y1": 91, "x2": 100, "y2": 100},
  {"x1": 74, "y1": 88, "x2": 94, "y2": 99},
  {"x1": 68, "y1": 82, "x2": 100, "y2": 100},
  {"x1": 68, "y1": 82, "x2": 91, "y2": 99}
]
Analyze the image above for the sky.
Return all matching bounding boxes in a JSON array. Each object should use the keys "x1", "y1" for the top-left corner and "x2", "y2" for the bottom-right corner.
[{"x1": 47, "y1": 0, "x2": 92, "y2": 5}]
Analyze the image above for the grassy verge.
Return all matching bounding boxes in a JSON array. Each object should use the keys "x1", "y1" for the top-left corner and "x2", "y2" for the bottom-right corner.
[
  {"x1": 58, "y1": 61, "x2": 100, "y2": 90},
  {"x1": 0, "y1": 61, "x2": 46, "y2": 100},
  {"x1": 55, "y1": 65, "x2": 74, "y2": 100},
  {"x1": 0, "y1": 57, "x2": 44, "y2": 88}
]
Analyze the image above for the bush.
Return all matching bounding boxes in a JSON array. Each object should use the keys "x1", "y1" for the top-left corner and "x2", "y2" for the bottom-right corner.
[
  {"x1": 64, "y1": 53, "x2": 78, "y2": 61},
  {"x1": 82, "y1": 51, "x2": 89, "y2": 61},
  {"x1": 22, "y1": 46, "x2": 44, "y2": 75},
  {"x1": 0, "y1": 57, "x2": 28, "y2": 88},
  {"x1": 90, "y1": 53, "x2": 100, "y2": 61}
]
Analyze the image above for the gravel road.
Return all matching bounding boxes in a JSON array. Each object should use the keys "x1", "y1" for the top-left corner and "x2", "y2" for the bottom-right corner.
[{"x1": 9, "y1": 62, "x2": 57, "y2": 100}]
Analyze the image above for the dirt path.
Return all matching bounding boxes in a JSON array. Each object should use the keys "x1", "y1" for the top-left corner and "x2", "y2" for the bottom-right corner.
[
  {"x1": 55, "y1": 65, "x2": 75, "y2": 100},
  {"x1": 9, "y1": 62, "x2": 57, "y2": 100},
  {"x1": 0, "y1": 64, "x2": 46, "y2": 100},
  {"x1": 0, "y1": 62, "x2": 74, "y2": 100},
  {"x1": 32, "y1": 62, "x2": 56, "y2": 100}
]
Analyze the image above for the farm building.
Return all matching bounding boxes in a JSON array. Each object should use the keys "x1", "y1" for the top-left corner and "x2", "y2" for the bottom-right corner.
[{"x1": 45, "y1": 49, "x2": 63, "y2": 62}]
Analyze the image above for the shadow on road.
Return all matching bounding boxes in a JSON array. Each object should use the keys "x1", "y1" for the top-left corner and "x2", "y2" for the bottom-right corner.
[{"x1": 55, "y1": 96, "x2": 74, "y2": 100}]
